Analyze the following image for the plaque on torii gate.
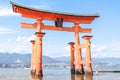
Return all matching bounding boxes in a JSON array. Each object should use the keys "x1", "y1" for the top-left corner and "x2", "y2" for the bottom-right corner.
[{"x1": 11, "y1": 1, "x2": 99, "y2": 77}]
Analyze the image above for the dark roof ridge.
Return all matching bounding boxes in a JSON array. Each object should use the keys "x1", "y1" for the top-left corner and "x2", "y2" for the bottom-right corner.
[{"x1": 10, "y1": 1, "x2": 100, "y2": 17}]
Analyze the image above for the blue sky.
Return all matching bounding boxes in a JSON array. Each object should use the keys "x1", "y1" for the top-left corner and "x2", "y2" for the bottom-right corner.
[{"x1": 0, "y1": 0, "x2": 120, "y2": 58}]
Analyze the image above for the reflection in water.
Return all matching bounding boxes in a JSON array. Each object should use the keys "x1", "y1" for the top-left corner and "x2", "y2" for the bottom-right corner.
[
  {"x1": 75, "y1": 75, "x2": 84, "y2": 80},
  {"x1": 71, "y1": 75, "x2": 75, "y2": 80},
  {"x1": 85, "y1": 76, "x2": 93, "y2": 80},
  {"x1": 31, "y1": 76, "x2": 42, "y2": 80},
  {"x1": 71, "y1": 75, "x2": 93, "y2": 80},
  {"x1": 31, "y1": 75, "x2": 93, "y2": 80}
]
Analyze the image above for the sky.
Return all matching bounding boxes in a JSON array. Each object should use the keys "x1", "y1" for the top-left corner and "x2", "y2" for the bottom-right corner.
[{"x1": 0, "y1": 0, "x2": 120, "y2": 58}]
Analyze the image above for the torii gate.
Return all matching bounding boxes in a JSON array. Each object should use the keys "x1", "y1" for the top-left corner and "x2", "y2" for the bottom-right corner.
[{"x1": 11, "y1": 1, "x2": 99, "y2": 77}]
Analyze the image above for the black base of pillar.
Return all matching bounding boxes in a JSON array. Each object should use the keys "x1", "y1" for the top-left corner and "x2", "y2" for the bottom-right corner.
[
  {"x1": 31, "y1": 69, "x2": 36, "y2": 76},
  {"x1": 36, "y1": 70, "x2": 43, "y2": 78},
  {"x1": 31, "y1": 74, "x2": 42, "y2": 80},
  {"x1": 75, "y1": 69, "x2": 84, "y2": 75},
  {"x1": 71, "y1": 69, "x2": 75, "y2": 75}
]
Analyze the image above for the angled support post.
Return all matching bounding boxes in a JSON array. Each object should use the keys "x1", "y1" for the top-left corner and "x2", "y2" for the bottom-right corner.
[{"x1": 30, "y1": 40, "x2": 36, "y2": 76}]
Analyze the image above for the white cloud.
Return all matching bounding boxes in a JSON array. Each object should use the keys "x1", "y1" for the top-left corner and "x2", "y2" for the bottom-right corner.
[
  {"x1": 17, "y1": 35, "x2": 35, "y2": 43},
  {"x1": 11, "y1": 47, "x2": 24, "y2": 53},
  {"x1": 0, "y1": 41, "x2": 31, "y2": 54},
  {"x1": 0, "y1": 48, "x2": 6, "y2": 52},
  {"x1": 17, "y1": 35, "x2": 26, "y2": 42},
  {"x1": 24, "y1": 35, "x2": 36, "y2": 43},
  {"x1": 112, "y1": 40, "x2": 120, "y2": 51},
  {"x1": 0, "y1": 27, "x2": 14, "y2": 34},
  {"x1": 13, "y1": 35, "x2": 36, "y2": 53},
  {"x1": 64, "y1": 45, "x2": 70, "y2": 51},
  {"x1": 0, "y1": 34, "x2": 120, "y2": 58},
  {"x1": 91, "y1": 44, "x2": 108, "y2": 58},
  {"x1": 0, "y1": 35, "x2": 36, "y2": 54},
  {"x1": 91, "y1": 44, "x2": 107, "y2": 52},
  {"x1": 0, "y1": 7, "x2": 19, "y2": 16},
  {"x1": 91, "y1": 41, "x2": 120, "y2": 58},
  {"x1": 10, "y1": 44, "x2": 31, "y2": 53}
]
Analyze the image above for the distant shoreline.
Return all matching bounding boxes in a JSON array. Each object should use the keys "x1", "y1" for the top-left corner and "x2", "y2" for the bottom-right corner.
[{"x1": 93, "y1": 70, "x2": 120, "y2": 73}]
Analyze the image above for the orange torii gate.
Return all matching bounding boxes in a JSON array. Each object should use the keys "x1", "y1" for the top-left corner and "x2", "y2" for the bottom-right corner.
[{"x1": 11, "y1": 1, "x2": 99, "y2": 77}]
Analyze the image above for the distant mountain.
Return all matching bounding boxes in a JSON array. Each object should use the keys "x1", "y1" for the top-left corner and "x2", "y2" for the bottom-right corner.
[
  {"x1": 54, "y1": 56, "x2": 120, "y2": 64},
  {"x1": 0, "y1": 53, "x2": 31, "y2": 65},
  {"x1": 0, "y1": 53, "x2": 57, "y2": 65},
  {"x1": 54, "y1": 56, "x2": 70, "y2": 62},
  {"x1": 43, "y1": 56, "x2": 57, "y2": 63},
  {"x1": 92, "y1": 58, "x2": 120, "y2": 64},
  {"x1": 0, "y1": 53, "x2": 119, "y2": 65}
]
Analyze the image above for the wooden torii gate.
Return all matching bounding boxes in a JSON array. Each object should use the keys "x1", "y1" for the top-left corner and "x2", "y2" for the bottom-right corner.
[{"x1": 11, "y1": 1, "x2": 99, "y2": 77}]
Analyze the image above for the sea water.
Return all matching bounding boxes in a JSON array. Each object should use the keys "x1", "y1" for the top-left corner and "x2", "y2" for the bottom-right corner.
[
  {"x1": 0, "y1": 68, "x2": 30, "y2": 80},
  {"x1": 0, "y1": 67, "x2": 120, "y2": 80}
]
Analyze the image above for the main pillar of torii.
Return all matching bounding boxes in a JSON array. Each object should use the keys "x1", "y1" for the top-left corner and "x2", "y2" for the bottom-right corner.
[
  {"x1": 82, "y1": 35, "x2": 93, "y2": 76},
  {"x1": 11, "y1": 1, "x2": 99, "y2": 77}
]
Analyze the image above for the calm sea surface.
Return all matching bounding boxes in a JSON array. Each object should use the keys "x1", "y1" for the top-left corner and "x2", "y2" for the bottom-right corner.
[{"x1": 0, "y1": 67, "x2": 120, "y2": 80}]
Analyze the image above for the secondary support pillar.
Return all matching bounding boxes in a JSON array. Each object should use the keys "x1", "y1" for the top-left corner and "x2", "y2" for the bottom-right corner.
[
  {"x1": 30, "y1": 40, "x2": 36, "y2": 76},
  {"x1": 82, "y1": 35, "x2": 93, "y2": 76},
  {"x1": 68, "y1": 42, "x2": 75, "y2": 75},
  {"x1": 74, "y1": 22, "x2": 84, "y2": 75},
  {"x1": 35, "y1": 32, "x2": 45, "y2": 77}
]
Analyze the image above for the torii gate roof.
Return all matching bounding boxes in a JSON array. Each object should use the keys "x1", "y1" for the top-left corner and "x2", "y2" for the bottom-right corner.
[{"x1": 11, "y1": 1, "x2": 99, "y2": 24}]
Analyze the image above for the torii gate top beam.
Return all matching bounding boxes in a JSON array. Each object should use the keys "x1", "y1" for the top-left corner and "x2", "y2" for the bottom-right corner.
[{"x1": 11, "y1": 1, "x2": 99, "y2": 24}]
